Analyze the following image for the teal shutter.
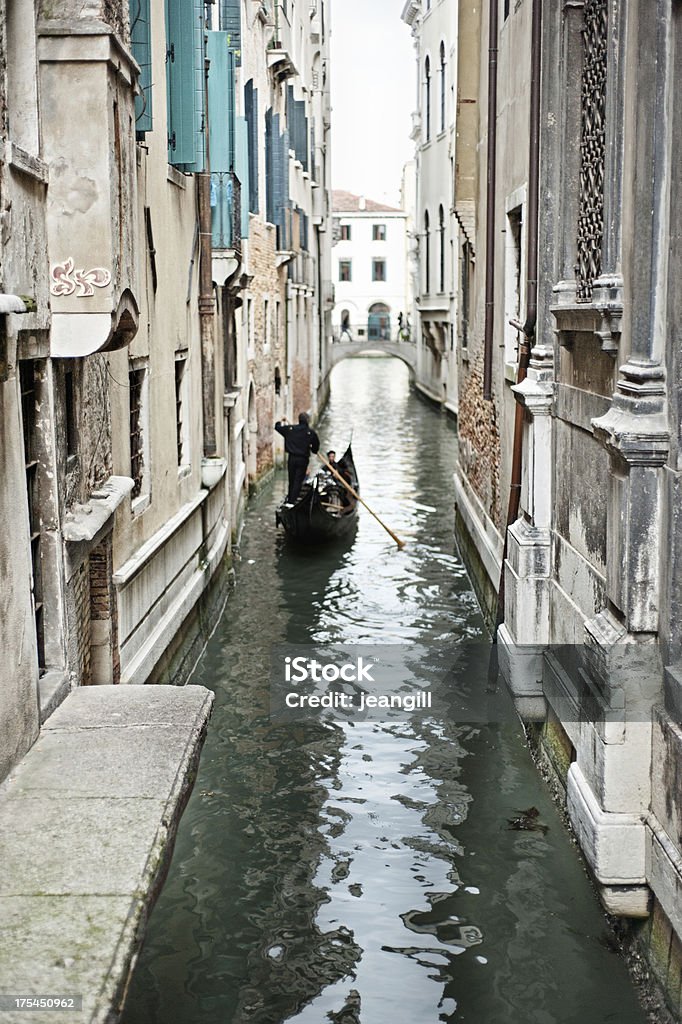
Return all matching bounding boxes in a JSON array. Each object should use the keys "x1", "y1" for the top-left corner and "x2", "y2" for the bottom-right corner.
[
  {"x1": 235, "y1": 118, "x2": 250, "y2": 239},
  {"x1": 207, "y1": 32, "x2": 235, "y2": 172},
  {"x1": 165, "y1": 0, "x2": 205, "y2": 171},
  {"x1": 129, "y1": 0, "x2": 153, "y2": 132},
  {"x1": 219, "y1": 0, "x2": 241, "y2": 66}
]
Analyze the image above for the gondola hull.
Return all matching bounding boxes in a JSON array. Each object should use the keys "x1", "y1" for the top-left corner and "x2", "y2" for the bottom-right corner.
[{"x1": 276, "y1": 445, "x2": 359, "y2": 544}]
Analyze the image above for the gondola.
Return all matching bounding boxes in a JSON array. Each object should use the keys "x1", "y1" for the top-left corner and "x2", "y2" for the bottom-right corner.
[{"x1": 276, "y1": 445, "x2": 359, "y2": 543}]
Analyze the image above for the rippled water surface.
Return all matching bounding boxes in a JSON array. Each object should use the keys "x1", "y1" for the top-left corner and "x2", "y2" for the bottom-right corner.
[{"x1": 123, "y1": 359, "x2": 646, "y2": 1024}]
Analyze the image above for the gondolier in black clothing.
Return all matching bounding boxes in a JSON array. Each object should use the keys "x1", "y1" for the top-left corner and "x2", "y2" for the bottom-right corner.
[{"x1": 275, "y1": 412, "x2": 320, "y2": 504}]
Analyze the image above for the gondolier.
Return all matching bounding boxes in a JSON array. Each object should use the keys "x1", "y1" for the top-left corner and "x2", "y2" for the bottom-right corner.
[
  {"x1": 276, "y1": 444, "x2": 359, "y2": 542},
  {"x1": 275, "y1": 412, "x2": 320, "y2": 504}
]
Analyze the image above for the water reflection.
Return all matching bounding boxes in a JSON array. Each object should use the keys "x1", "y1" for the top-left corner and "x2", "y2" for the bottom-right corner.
[{"x1": 123, "y1": 360, "x2": 646, "y2": 1024}]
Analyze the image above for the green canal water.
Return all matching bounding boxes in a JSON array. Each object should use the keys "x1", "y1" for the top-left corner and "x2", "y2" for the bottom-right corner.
[{"x1": 123, "y1": 359, "x2": 647, "y2": 1024}]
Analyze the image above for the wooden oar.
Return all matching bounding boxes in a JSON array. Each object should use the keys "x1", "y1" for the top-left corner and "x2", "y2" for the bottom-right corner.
[{"x1": 316, "y1": 452, "x2": 405, "y2": 550}]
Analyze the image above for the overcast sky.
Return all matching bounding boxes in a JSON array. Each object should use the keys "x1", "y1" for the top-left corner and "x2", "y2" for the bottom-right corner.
[{"x1": 330, "y1": 0, "x2": 416, "y2": 207}]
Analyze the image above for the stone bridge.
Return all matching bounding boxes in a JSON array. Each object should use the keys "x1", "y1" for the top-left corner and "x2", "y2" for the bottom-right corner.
[{"x1": 327, "y1": 339, "x2": 417, "y2": 377}]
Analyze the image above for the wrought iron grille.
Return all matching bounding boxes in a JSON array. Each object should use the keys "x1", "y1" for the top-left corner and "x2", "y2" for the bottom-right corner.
[
  {"x1": 129, "y1": 367, "x2": 145, "y2": 499},
  {"x1": 575, "y1": 0, "x2": 608, "y2": 301}
]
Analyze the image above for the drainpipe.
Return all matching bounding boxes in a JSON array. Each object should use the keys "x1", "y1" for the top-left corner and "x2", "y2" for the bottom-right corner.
[
  {"x1": 482, "y1": 0, "x2": 499, "y2": 400},
  {"x1": 199, "y1": 50, "x2": 217, "y2": 458},
  {"x1": 494, "y1": 0, "x2": 542, "y2": 633}
]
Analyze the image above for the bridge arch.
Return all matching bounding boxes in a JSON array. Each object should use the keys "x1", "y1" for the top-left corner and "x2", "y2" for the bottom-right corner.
[{"x1": 327, "y1": 339, "x2": 417, "y2": 382}]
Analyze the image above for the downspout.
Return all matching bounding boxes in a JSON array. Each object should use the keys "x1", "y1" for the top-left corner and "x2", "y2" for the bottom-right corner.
[
  {"x1": 199, "y1": 48, "x2": 217, "y2": 458},
  {"x1": 494, "y1": 0, "x2": 542, "y2": 633},
  {"x1": 482, "y1": 0, "x2": 499, "y2": 400}
]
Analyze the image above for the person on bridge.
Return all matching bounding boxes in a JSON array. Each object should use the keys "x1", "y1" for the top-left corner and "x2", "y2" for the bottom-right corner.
[{"x1": 275, "y1": 413, "x2": 320, "y2": 505}]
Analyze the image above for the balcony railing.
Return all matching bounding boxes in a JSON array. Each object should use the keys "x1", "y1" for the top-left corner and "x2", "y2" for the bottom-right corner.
[{"x1": 211, "y1": 170, "x2": 242, "y2": 255}]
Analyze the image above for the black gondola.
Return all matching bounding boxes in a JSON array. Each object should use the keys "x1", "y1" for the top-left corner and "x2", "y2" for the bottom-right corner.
[{"x1": 276, "y1": 445, "x2": 359, "y2": 543}]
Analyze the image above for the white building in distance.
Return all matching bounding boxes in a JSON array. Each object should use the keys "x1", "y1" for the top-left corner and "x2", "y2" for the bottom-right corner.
[{"x1": 332, "y1": 191, "x2": 410, "y2": 343}]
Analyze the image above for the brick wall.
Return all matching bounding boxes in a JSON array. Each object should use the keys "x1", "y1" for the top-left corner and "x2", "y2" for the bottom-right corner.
[
  {"x1": 247, "y1": 219, "x2": 287, "y2": 480},
  {"x1": 458, "y1": 355, "x2": 502, "y2": 530}
]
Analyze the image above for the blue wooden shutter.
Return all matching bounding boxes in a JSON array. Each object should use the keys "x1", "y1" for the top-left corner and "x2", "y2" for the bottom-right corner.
[
  {"x1": 129, "y1": 0, "x2": 153, "y2": 132},
  {"x1": 235, "y1": 117, "x2": 250, "y2": 239},
  {"x1": 219, "y1": 0, "x2": 241, "y2": 66},
  {"x1": 244, "y1": 80, "x2": 259, "y2": 214},
  {"x1": 165, "y1": 0, "x2": 205, "y2": 171},
  {"x1": 207, "y1": 32, "x2": 235, "y2": 172}
]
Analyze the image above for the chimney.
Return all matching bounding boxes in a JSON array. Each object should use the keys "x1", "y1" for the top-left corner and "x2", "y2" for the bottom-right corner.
[{"x1": 358, "y1": 196, "x2": 366, "y2": 211}]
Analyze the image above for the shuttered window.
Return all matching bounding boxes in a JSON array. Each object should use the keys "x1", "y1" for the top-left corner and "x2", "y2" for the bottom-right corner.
[
  {"x1": 129, "y1": 0, "x2": 153, "y2": 133},
  {"x1": 286, "y1": 86, "x2": 308, "y2": 171},
  {"x1": 235, "y1": 117, "x2": 250, "y2": 239},
  {"x1": 165, "y1": 0, "x2": 205, "y2": 171},
  {"x1": 244, "y1": 80, "x2": 260, "y2": 214},
  {"x1": 219, "y1": 0, "x2": 241, "y2": 65},
  {"x1": 265, "y1": 109, "x2": 292, "y2": 249}
]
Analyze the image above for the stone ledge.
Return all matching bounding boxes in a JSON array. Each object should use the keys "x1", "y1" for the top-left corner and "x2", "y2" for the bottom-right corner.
[{"x1": 0, "y1": 685, "x2": 214, "y2": 1024}]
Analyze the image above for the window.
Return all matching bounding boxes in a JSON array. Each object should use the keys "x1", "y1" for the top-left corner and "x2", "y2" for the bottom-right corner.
[
  {"x1": 456, "y1": 240, "x2": 473, "y2": 350},
  {"x1": 438, "y1": 204, "x2": 445, "y2": 293},
  {"x1": 64, "y1": 365, "x2": 78, "y2": 463},
  {"x1": 264, "y1": 298, "x2": 270, "y2": 351},
  {"x1": 504, "y1": 205, "x2": 524, "y2": 363},
  {"x1": 20, "y1": 360, "x2": 45, "y2": 674},
  {"x1": 339, "y1": 259, "x2": 352, "y2": 282},
  {"x1": 372, "y1": 259, "x2": 387, "y2": 282},
  {"x1": 424, "y1": 57, "x2": 431, "y2": 141},
  {"x1": 129, "y1": 362, "x2": 150, "y2": 505},
  {"x1": 274, "y1": 367, "x2": 282, "y2": 396},
  {"x1": 424, "y1": 210, "x2": 431, "y2": 294},
  {"x1": 174, "y1": 352, "x2": 189, "y2": 468},
  {"x1": 246, "y1": 297, "x2": 254, "y2": 357},
  {"x1": 340, "y1": 223, "x2": 351, "y2": 241},
  {"x1": 439, "y1": 41, "x2": 446, "y2": 133},
  {"x1": 372, "y1": 224, "x2": 386, "y2": 241},
  {"x1": 244, "y1": 79, "x2": 260, "y2": 214}
]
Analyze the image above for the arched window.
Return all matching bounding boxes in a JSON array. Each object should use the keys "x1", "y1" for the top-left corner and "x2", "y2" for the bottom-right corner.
[
  {"x1": 424, "y1": 56, "x2": 431, "y2": 141},
  {"x1": 424, "y1": 210, "x2": 431, "y2": 295},
  {"x1": 439, "y1": 42, "x2": 446, "y2": 133},
  {"x1": 439, "y1": 204, "x2": 445, "y2": 293}
]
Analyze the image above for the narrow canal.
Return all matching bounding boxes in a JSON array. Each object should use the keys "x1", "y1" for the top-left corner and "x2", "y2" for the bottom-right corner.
[{"x1": 123, "y1": 359, "x2": 646, "y2": 1024}]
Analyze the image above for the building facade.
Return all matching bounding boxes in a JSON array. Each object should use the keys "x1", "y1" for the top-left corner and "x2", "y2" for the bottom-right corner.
[
  {"x1": 402, "y1": 0, "x2": 458, "y2": 415},
  {"x1": 331, "y1": 191, "x2": 409, "y2": 344},
  {"x1": 1, "y1": 0, "x2": 332, "y2": 784},
  {"x1": 452, "y1": 0, "x2": 682, "y2": 1011}
]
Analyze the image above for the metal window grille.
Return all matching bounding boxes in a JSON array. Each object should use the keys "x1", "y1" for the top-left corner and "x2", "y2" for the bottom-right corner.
[
  {"x1": 129, "y1": 367, "x2": 145, "y2": 499},
  {"x1": 20, "y1": 361, "x2": 45, "y2": 674},
  {"x1": 174, "y1": 358, "x2": 186, "y2": 465},
  {"x1": 575, "y1": 0, "x2": 608, "y2": 301}
]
